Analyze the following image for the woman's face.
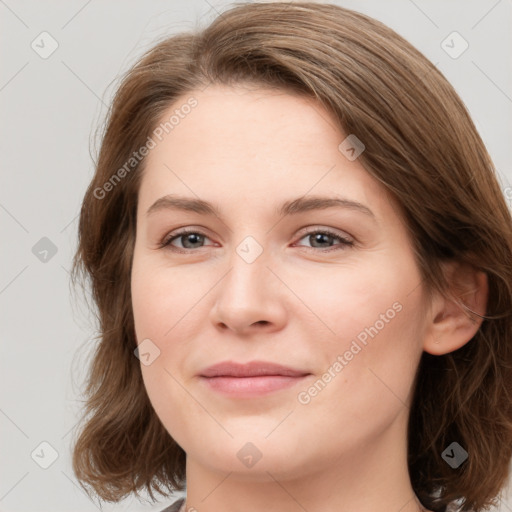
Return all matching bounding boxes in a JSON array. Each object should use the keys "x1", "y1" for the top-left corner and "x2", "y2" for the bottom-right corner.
[{"x1": 131, "y1": 84, "x2": 429, "y2": 479}]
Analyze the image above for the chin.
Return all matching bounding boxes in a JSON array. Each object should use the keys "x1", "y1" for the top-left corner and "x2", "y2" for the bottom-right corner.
[{"x1": 187, "y1": 431, "x2": 312, "y2": 479}]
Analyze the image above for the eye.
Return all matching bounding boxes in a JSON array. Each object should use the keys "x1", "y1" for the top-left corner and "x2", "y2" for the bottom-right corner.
[
  {"x1": 160, "y1": 228, "x2": 214, "y2": 252},
  {"x1": 159, "y1": 227, "x2": 354, "y2": 253},
  {"x1": 294, "y1": 228, "x2": 354, "y2": 252}
]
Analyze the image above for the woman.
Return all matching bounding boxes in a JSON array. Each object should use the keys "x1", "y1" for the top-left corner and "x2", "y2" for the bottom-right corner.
[{"x1": 70, "y1": 2, "x2": 512, "y2": 512}]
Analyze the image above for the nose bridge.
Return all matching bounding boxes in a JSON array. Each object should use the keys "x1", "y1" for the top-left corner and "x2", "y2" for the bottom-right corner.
[
  {"x1": 224, "y1": 233, "x2": 271, "y2": 301},
  {"x1": 211, "y1": 232, "x2": 286, "y2": 331}
]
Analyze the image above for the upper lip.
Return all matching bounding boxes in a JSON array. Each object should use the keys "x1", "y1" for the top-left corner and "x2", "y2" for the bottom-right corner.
[{"x1": 199, "y1": 360, "x2": 310, "y2": 378}]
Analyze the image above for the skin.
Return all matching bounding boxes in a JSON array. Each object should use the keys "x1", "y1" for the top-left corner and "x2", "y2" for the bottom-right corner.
[{"x1": 131, "y1": 83, "x2": 487, "y2": 512}]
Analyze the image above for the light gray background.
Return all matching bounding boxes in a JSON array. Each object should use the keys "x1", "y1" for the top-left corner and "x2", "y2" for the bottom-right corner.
[{"x1": 1, "y1": 0, "x2": 511, "y2": 511}]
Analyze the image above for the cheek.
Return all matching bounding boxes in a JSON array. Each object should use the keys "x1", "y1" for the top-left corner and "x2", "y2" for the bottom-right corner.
[
  {"x1": 291, "y1": 286, "x2": 424, "y2": 453},
  {"x1": 292, "y1": 251, "x2": 425, "y2": 400},
  {"x1": 131, "y1": 254, "x2": 205, "y2": 341},
  {"x1": 315, "y1": 283, "x2": 424, "y2": 422},
  {"x1": 288, "y1": 253, "x2": 422, "y2": 348},
  {"x1": 131, "y1": 256, "x2": 203, "y2": 443}
]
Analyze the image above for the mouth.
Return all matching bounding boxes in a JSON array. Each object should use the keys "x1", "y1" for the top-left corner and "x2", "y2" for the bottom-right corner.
[
  {"x1": 198, "y1": 360, "x2": 311, "y2": 397},
  {"x1": 199, "y1": 374, "x2": 310, "y2": 396}
]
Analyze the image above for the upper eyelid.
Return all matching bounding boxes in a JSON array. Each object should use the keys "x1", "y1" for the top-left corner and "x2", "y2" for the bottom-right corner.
[{"x1": 296, "y1": 226, "x2": 353, "y2": 240}]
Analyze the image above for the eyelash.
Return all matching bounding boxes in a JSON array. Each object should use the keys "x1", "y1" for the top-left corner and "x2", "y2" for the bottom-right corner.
[{"x1": 159, "y1": 227, "x2": 354, "y2": 253}]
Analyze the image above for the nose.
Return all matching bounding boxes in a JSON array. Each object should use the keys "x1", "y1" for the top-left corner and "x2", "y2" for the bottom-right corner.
[{"x1": 209, "y1": 248, "x2": 288, "y2": 335}]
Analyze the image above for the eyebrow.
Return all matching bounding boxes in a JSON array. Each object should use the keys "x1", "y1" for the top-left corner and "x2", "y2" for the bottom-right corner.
[{"x1": 146, "y1": 194, "x2": 375, "y2": 220}]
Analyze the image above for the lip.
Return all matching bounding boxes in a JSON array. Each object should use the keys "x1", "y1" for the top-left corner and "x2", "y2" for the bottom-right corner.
[
  {"x1": 199, "y1": 360, "x2": 309, "y2": 378},
  {"x1": 199, "y1": 360, "x2": 311, "y2": 397}
]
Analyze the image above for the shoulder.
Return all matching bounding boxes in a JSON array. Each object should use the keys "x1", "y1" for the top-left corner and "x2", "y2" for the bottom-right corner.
[{"x1": 160, "y1": 497, "x2": 185, "y2": 512}]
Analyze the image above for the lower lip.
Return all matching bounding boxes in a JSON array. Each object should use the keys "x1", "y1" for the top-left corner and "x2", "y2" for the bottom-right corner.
[{"x1": 200, "y1": 375, "x2": 309, "y2": 397}]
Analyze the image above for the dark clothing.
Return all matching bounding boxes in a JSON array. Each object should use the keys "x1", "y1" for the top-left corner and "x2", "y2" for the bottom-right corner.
[{"x1": 160, "y1": 497, "x2": 185, "y2": 512}]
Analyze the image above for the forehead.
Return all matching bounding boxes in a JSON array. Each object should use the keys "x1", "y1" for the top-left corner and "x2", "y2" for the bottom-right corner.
[{"x1": 137, "y1": 84, "x2": 393, "y2": 220}]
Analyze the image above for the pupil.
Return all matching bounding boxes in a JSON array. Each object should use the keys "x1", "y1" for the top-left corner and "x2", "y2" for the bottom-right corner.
[
  {"x1": 313, "y1": 233, "x2": 330, "y2": 247},
  {"x1": 185, "y1": 233, "x2": 202, "y2": 247}
]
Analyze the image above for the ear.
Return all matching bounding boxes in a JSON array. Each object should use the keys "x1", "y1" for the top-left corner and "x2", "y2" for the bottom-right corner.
[{"x1": 423, "y1": 261, "x2": 488, "y2": 356}]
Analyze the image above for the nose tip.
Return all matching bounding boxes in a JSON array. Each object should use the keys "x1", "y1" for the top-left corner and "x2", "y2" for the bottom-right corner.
[{"x1": 210, "y1": 254, "x2": 288, "y2": 335}]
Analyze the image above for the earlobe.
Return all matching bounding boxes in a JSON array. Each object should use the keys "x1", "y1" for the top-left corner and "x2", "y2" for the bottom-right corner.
[{"x1": 423, "y1": 262, "x2": 488, "y2": 356}]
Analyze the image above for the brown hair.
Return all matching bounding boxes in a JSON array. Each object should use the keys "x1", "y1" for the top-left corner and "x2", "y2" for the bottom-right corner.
[{"x1": 71, "y1": 2, "x2": 512, "y2": 511}]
